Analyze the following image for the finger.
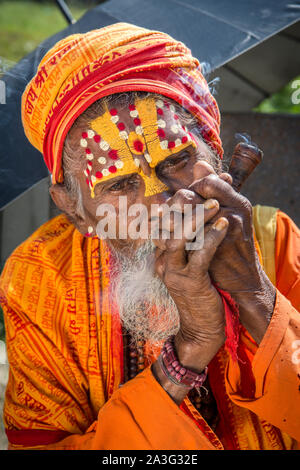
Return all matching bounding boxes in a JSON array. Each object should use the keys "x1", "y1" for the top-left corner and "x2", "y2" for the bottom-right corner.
[
  {"x1": 162, "y1": 197, "x2": 219, "y2": 234},
  {"x1": 219, "y1": 172, "x2": 233, "y2": 185},
  {"x1": 190, "y1": 173, "x2": 250, "y2": 210},
  {"x1": 188, "y1": 217, "x2": 229, "y2": 273},
  {"x1": 163, "y1": 237, "x2": 187, "y2": 271},
  {"x1": 150, "y1": 189, "x2": 204, "y2": 245},
  {"x1": 152, "y1": 198, "x2": 220, "y2": 251},
  {"x1": 162, "y1": 204, "x2": 207, "y2": 269},
  {"x1": 165, "y1": 188, "x2": 204, "y2": 209}
]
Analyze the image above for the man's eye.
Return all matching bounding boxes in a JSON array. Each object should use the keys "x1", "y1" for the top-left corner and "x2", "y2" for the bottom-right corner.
[
  {"x1": 108, "y1": 176, "x2": 138, "y2": 192},
  {"x1": 162, "y1": 154, "x2": 190, "y2": 169},
  {"x1": 108, "y1": 181, "x2": 125, "y2": 191}
]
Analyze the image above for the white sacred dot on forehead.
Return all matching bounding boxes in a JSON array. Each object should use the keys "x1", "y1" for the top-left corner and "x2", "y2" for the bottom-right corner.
[
  {"x1": 169, "y1": 105, "x2": 175, "y2": 113},
  {"x1": 86, "y1": 153, "x2": 94, "y2": 160},
  {"x1": 160, "y1": 140, "x2": 168, "y2": 150},
  {"x1": 157, "y1": 119, "x2": 166, "y2": 128},
  {"x1": 111, "y1": 115, "x2": 119, "y2": 124},
  {"x1": 102, "y1": 168, "x2": 109, "y2": 176},
  {"x1": 80, "y1": 139, "x2": 87, "y2": 147},
  {"x1": 119, "y1": 131, "x2": 129, "y2": 140},
  {"x1": 135, "y1": 126, "x2": 143, "y2": 135},
  {"x1": 87, "y1": 130, "x2": 95, "y2": 139},
  {"x1": 175, "y1": 138, "x2": 181, "y2": 146},
  {"x1": 171, "y1": 125, "x2": 179, "y2": 134},
  {"x1": 130, "y1": 110, "x2": 138, "y2": 118},
  {"x1": 134, "y1": 158, "x2": 140, "y2": 167},
  {"x1": 156, "y1": 99, "x2": 164, "y2": 108},
  {"x1": 115, "y1": 160, "x2": 124, "y2": 169},
  {"x1": 145, "y1": 153, "x2": 152, "y2": 163},
  {"x1": 100, "y1": 140, "x2": 109, "y2": 151},
  {"x1": 98, "y1": 157, "x2": 106, "y2": 164},
  {"x1": 88, "y1": 226, "x2": 93, "y2": 234},
  {"x1": 91, "y1": 175, "x2": 96, "y2": 183}
]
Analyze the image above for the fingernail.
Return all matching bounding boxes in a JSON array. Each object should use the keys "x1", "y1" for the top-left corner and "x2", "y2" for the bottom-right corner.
[
  {"x1": 204, "y1": 199, "x2": 218, "y2": 210},
  {"x1": 214, "y1": 217, "x2": 228, "y2": 231}
]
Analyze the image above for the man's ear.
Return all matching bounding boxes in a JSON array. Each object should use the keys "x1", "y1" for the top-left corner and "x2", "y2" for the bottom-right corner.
[{"x1": 49, "y1": 184, "x2": 85, "y2": 230}]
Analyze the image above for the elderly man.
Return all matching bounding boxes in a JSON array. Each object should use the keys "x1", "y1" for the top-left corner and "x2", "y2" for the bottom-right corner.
[{"x1": 0, "y1": 23, "x2": 299, "y2": 450}]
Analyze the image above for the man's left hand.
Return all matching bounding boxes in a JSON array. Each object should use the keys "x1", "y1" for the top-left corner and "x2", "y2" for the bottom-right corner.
[{"x1": 190, "y1": 163, "x2": 276, "y2": 344}]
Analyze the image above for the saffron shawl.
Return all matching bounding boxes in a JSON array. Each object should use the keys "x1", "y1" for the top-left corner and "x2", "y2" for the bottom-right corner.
[{"x1": 0, "y1": 213, "x2": 296, "y2": 449}]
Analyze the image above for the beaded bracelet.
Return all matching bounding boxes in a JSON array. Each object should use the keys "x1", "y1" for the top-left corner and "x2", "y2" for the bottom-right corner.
[{"x1": 158, "y1": 336, "x2": 208, "y2": 389}]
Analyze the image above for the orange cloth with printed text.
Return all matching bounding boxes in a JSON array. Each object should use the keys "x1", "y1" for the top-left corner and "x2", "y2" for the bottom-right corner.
[{"x1": 0, "y1": 209, "x2": 299, "y2": 450}]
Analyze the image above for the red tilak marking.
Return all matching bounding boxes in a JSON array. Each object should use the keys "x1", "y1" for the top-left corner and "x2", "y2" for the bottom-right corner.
[
  {"x1": 108, "y1": 149, "x2": 118, "y2": 160},
  {"x1": 117, "y1": 122, "x2": 125, "y2": 131},
  {"x1": 85, "y1": 148, "x2": 91, "y2": 154},
  {"x1": 82, "y1": 132, "x2": 88, "y2": 139},
  {"x1": 157, "y1": 108, "x2": 164, "y2": 115},
  {"x1": 157, "y1": 129, "x2": 165, "y2": 138},
  {"x1": 134, "y1": 117, "x2": 141, "y2": 126},
  {"x1": 95, "y1": 171, "x2": 103, "y2": 179},
  {"x1": 168, "y1": 141, "x2": 175, "y2": 149},
  {"x1": 133, "y1": 139, "x2": 144, "y2": 153},
  {"x1": 181, "y1": 136, "x2": 188, "y2": 144},
  {"x1": 129, "y1": 104, "x2": 136, "y2": 111},
  {"x1": 110, "y1": 108, "x2": 118, "y2": 116},
  {"x1": 94, "y1": 134, "x2": 101, "y2": 143},
  {"x1": 109, "y1": 165, "x2": 117, "y2": 173}
]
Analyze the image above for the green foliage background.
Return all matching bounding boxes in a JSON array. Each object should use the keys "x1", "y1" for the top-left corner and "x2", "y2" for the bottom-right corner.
[{"x1": 255, "y1": 78, "x2": 300, "y2": 114}]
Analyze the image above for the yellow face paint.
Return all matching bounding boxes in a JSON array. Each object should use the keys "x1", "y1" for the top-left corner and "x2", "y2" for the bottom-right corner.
[{"x1": 80, "y1": 96, "x2": 196, "y2": 198}]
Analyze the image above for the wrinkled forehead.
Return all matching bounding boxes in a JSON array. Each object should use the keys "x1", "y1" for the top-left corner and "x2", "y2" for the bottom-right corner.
[{"x1": 76, "y1": 96, "x2": 197, "y2": 198}]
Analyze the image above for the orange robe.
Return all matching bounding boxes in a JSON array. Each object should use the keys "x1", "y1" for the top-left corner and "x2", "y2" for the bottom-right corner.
[{"x1": 0, "y1": 209, "x2": 299, "y2": 450}]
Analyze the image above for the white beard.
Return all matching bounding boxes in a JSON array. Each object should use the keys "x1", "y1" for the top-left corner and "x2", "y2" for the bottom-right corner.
[{"x1": 110, "y1": 240, "x2": 180, "y2": 347}]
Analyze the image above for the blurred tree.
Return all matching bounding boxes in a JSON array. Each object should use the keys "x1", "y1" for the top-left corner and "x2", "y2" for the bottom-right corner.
[{"x1": 254, "y1": 76, "x2": 300, "y2": 114}]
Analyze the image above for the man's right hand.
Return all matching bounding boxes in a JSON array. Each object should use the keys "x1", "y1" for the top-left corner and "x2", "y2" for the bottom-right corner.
[{"x1": 152, "y1": 190, "x2": 229, "y2": 404}]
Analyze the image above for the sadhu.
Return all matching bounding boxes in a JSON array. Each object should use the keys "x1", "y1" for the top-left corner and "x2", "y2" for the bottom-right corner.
[{"x1": 0, "y1": 23, "x2": 299, "y2": 450}]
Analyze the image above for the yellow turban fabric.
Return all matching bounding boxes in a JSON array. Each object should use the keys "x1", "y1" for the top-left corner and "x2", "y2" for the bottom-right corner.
[{"x1": 21, "y1": 22, "x2": 222, "y2": 183}]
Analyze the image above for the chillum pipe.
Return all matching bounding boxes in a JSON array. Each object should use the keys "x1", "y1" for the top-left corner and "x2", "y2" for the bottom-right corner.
[{"x1": 228, "y1": 142, "x2": 263, "y2": 192}]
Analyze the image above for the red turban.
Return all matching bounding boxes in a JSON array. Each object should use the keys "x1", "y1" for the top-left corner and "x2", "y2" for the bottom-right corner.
[{"x1": 22, "y1": 22, "x2": 222, "y2": 183}]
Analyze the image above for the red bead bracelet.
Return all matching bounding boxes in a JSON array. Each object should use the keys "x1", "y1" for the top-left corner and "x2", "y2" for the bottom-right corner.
[{"x1": 158, "y1": 336, "x2": 208, "y2": 389}]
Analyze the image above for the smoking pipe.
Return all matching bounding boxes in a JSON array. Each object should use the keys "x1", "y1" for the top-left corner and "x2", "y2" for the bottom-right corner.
[{"x1": 228, "y1": 142, "x2": 263, "y2": 192}]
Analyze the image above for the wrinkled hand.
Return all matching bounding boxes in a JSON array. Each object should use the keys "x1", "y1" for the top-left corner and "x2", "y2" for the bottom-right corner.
[
  {"x1": 154, "y1": 188, "x2": 229, "y2": 374},
  {"x1": 189, "y1": 163, "x2": 276, "y2": 343},
  {"x1": 151, "y1": 162, "x2": 276, "y2": 404}
]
